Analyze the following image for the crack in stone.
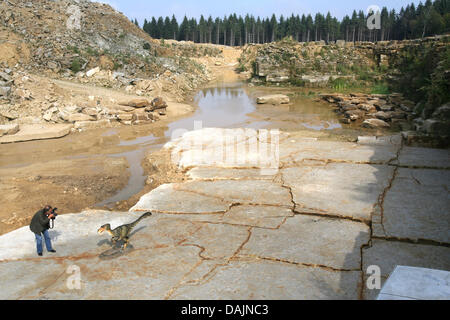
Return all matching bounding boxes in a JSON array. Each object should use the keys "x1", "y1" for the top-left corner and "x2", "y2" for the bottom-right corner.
[
  {"x1": 371, "y1": 236, "x2": 450, "y2": 248},
  {"x1": 293, "y1": 209, "x2": 370, "y2": 225},
  {"x1": 233, "y1": 254, "x2": 361, "y2": 273},
  {"x1": 157, "y1": 183, "x2": 295, "y2": 211},
  {"x1": 164, "y1": 227, "x2": 254, "y2": 296},
  {"x1": 375, "y1": 138, "x2": 404, "y2": 237}
]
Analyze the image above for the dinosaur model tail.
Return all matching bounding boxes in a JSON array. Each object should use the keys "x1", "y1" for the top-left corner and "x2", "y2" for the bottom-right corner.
[{"x1": 129, "y1": 211, "x2": 152, "y2": 229}]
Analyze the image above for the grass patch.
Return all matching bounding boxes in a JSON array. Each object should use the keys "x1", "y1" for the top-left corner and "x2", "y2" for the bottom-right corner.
[
  {"x1": 70, "y1": 58, "x2": 82, "y2": 73},
  {"x1": 371, "y1": 83, "x2": 390, "y2": 94}
]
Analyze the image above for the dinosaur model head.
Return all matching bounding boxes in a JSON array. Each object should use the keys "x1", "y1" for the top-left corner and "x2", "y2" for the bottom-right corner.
[{"x1": 97, "y1": 224, "x2": 112, "y2": 234}]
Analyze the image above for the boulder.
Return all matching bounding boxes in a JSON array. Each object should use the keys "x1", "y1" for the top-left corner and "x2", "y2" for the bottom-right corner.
[
  {"x1": 0, "y1": 86, "x2": 11, "y2": 97},
  {"x1": 256, "y1": 94, "x2": 290, "y2": 105},
  {"x1": 0, "y1": 71, "x2": 12, "y2": 82},
  {"x1": 132, "y1": 113, "x2": 151, "y2": 121},
  {"x1": 0, "y1": 124, "x2": 19, "y2": 137},
  {"x1": 358, "y1": 104, "x2": 376, "y2": 112},
  {"x1": 151, "y1": 97, "x2": 168, "y2": 110},
  {"x1": 344, "y1": 109, "x2": 365, "y2": 121},
  {"x1": 119, "y1": 98, "x2": 151, "y2": 108},
  {"x1": 0, "y1": 109, "x2": 18, "y2": 120},
  {"x1": 0, "y1": 124, "x2": 73, "y2": 143},
  {"x1": 374, "y1": 111, "x2": 392, "y2": 121},
  {"x1": 423, "y1": 119, "x2": 450, "y2": 136},
  {"x1": 377, "y1": 104, "x2": 395, "y2": 112},
  {"x1": 86, "y1": 67, "x2": 100, "y2": 77},
  {"x1": 118, "y1": 113, "x2": 134, "y2": 121},
  {"x1": 362, "y1": 118, "x2": 390, "y2": 129},
  {"x1": 67, "y1": 113, "x2": 95, "y2": 123},
  {"x1": 431, "y1": 103, "x2": 450, "y2": 120},
  {"x1": 42, "y1": 107, "x2": 58, "y2": 121}
]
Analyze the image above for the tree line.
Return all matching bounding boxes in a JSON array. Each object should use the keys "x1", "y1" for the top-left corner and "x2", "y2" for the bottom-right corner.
[{"x1": 135, "y1": 0, "x2": 449, "y2": 45}]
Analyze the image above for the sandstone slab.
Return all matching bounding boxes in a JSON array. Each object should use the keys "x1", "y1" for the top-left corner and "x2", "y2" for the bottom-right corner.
[
  {"x1": 222, "y1": 205, "x2": 293, "y2": 229},
  {"x1": 166, "y1": 128, "x2": 280, "y2": 170},
  {"x1": 186, "y1": 167, "x2": 276, "y2": 180},
  {"x1": 279, "y1": 138, "x2": 399, "y2": 165},
  {"x1": 0, "y1": 210, "x2": 254, "y2": 299},
  {"x1": 130, "y1": 183, "x2": 229, "y2": 214},
  {"x1": 170, "y1": 259, "x2": 362, "y2": 300},
  {"x1": 377, "y1": 168, "x2": 450, "y2": 243},
  {"x1": 119, "y1": 98, "x2": 151, "y2": 108},
  {"x1": 396, "y1": 146, "x2": 450, "y2": 169},
  {"x1": 282, "y1": 163, "x2": 395, "y2": 221},
  {"x1": 0, "y1": 124, "x2": 72, "y2": 144},
  {"x1": 256, "y1": 94, "x2": 290, "y2": 105},
  {"x1": 241, "y1": 215, "x2": 370, "y2": 270},
  {"x1": 131, "y1": 180, "x2": 292, "y2": 213}
]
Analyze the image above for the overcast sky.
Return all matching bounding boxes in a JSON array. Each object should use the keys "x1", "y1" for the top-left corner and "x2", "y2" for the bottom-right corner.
[{"x1": 97, "y1": 0, "x2": 423, "y2": 24}]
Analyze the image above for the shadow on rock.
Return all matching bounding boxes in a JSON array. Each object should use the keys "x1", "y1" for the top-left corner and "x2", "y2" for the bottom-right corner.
[{"x1": 98, "y1": 243, "x2": 134, "y2": 260}]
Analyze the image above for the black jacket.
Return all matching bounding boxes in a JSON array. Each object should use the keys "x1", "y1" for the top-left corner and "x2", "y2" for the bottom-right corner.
[{"x1": 29, "y1": 209, "x2": 50, "y2": 234}]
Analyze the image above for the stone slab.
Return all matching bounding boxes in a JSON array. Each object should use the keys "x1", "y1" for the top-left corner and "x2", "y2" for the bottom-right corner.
[
  {"x1": 377, "y1": 266, "x2": 450, "y2": 300},
  {"x1": 166, "y1": 128, "x2": 281, "y2": 170},
  {"x1": 379, "y1": 168, "x2": 450, "y2": 243},
  {"x1": 0, "y1": 123, "x2": 19, "y2": 136},
  {"x1": 130, "y1": 183, "x2": 230, "y2": 214},
  {"x1": 397, "y1": 146, "x2": 450, "y2": 168},
  {"x1": 279, "y1": 138, "x2": 399, "y2": 165},
  {"x1": 241, "y1": 215, "x2": 370, "y2": 270},
  {"x1": 362, "y1": 239, "x2": 450, "y2": 300},
  {"x1": 187, "y1": 167, "x2": 276, "y2": 180},
  {"x1": 0, "y1": 210, "x2": 257, "y2": 299},
  {"x1": 222, "y1": 205, "x2": 294, "y2": 229},
  {"x1": 282, "y1": 163, "x2": 394, "y2": 221},
  {"x1": 170, "y1": 259, "x2": 362, "y2": 300},
  {"x1": 0, "y1": 124, "x2": 73, "y2": 144},
  {"x1": 256, "y1": 94, "x2": 290, "y2": 105},
  {"x1": 131, "y1": 180, "x2": 292, "y2": 213}
]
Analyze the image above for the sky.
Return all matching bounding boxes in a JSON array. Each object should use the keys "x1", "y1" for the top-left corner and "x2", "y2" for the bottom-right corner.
[{"x1": 97, "y1": 0, "x2": 424, "y2": 24}]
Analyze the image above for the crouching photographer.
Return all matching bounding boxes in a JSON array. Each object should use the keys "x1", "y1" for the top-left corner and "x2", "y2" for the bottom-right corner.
[{"x1": 29, "y1": 205, "x2": 57, "y2": 256}]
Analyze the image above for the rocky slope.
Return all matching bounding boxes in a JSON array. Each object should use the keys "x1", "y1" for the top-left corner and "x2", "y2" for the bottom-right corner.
[{"x1": 0, "y1": 0, "x2": 228, "y2": 134}]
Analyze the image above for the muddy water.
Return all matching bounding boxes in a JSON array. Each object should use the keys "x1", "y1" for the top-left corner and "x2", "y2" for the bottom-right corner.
[{"x1": 0, "y1": 81, "x2": 345, "y2": 210}]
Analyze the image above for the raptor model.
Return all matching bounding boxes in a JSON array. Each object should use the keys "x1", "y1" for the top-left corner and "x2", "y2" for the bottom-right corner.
[{"x1": 97, "y1": 212, "x2": 152, "y2": 249}]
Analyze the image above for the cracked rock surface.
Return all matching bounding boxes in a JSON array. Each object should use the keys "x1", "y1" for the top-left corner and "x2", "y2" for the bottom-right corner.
[{"x1": 1, "y1": 128, "x2": 449, "y2": 299}]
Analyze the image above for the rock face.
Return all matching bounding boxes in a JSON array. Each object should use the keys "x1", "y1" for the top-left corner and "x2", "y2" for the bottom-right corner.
[
  {"x1": 256, "y1": 94, "x2": 290, "y2": 105},
  {"x1": 1, "y1": 129, "x2": 449, "y2": 300}
]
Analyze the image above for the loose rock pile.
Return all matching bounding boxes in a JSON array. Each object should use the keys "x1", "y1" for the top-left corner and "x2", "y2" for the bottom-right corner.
[{"x1": 320, "y1": 93, "x2": 414, "y2": 129}]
